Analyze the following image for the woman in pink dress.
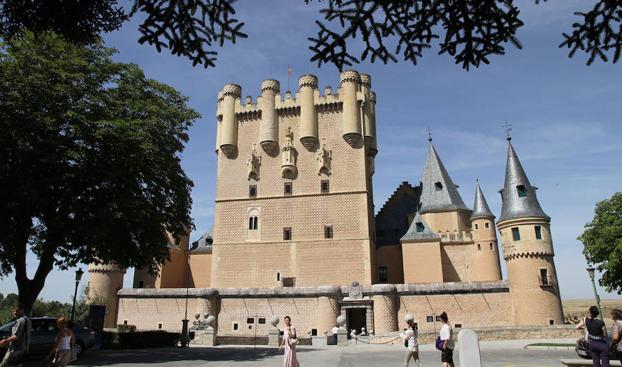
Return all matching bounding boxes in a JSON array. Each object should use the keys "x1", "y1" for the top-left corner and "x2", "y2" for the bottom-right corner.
[{"x1": 279, "y1": 315, "x2": 300, "y2": 367}]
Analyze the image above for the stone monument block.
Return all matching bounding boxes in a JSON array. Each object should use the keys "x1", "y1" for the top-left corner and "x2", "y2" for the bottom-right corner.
[{"x1": 457, "y1": 328, "x2": 481, "y2": 367}]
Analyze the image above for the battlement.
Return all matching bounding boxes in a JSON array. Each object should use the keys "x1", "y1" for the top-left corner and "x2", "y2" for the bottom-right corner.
[{"x1": 215, "y1": 71, "x2": 377, "y2": 157}]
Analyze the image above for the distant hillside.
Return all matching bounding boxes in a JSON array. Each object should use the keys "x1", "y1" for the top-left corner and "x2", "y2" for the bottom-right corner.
[{"x1": 563, "y1": 299, "x2": 622, "y2": 325}]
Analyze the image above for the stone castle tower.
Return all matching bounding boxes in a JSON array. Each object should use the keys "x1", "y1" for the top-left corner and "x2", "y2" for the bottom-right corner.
[
  {"x1": 87, "y1": 71, "x2": 565, "y2": 333},
  {"x1": 211, "y1": 70, "x2": 378, "y2": 288},
  {"x1": 497, "y1": 140, "x2": 564, "y2": 325}
]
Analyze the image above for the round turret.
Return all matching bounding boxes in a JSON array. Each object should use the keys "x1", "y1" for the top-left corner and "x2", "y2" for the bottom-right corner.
[
  {"x1": 219, "y1": 83, "x2": 241, "y2": 158},
  {"x1": 87, "y1": 263, "x2": 126, "y2": 328},
  {"x1": 339, "y1": 70, "x2": 362, "y2": 147},
  {"x1": 259, "y1": 79, "x2": 280, "y2": 155},
  {"x1": 298, "y1": 74, "x2": 319, "y2": 150}
]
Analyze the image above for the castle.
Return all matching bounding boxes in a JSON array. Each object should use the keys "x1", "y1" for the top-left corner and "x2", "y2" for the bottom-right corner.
[{"x1": 87, "y1": 71, "x2": 564, "y2": 338}]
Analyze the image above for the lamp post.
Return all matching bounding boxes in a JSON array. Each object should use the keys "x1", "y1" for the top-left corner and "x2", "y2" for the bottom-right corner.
[
  {"x1": 71, "y1": 268, "x2": 84, "y2": 323},
  {"x1": 180, "y1": 240, "x2": 199, "y2": 348},
  {"x1": 586, "y1": 267, "x2": 603, "y2": 320}
]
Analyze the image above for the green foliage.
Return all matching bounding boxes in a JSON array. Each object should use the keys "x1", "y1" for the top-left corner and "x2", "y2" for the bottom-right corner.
[
  {"x1": 579, "y1": 192, "x2": 622, "y2": 294},
  {"x1": 0, "y1": 31, "x2": 199, "y2": 312}
]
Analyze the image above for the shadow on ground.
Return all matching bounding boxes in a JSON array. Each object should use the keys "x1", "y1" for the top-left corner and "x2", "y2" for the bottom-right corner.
[{"x1": 67, "y1": 346, "x2": 316, "y2": 366}]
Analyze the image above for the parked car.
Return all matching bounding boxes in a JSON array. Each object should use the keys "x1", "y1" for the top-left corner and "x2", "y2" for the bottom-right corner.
[
  {"x1": 575, "y1": 337, "x2": 622, "y2": 361},
  {"x1": 0, "y1": 317, "x2": 96, "y2": 360}
]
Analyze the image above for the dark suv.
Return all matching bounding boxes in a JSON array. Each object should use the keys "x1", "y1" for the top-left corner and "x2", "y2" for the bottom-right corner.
[{"x1": 0, "y1": 317, "x2": 96, "y2": 360}]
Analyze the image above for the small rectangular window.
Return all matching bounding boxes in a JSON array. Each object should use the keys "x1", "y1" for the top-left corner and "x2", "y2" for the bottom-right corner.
[
  {"x1": 549, "y1": 320, "x2": 555, "y2": 325},
  {"x1": 485, "y1": 222, "x2": 490, "y2": 229},
  {"x1": 258, "y1": 318, "x2": 266, "y2": 324},
  {"x1": 324, "y1": 225, "x2": 333, "y2": 239},
  {"x1": 249, "y1": 185, "x2": 257, "y2": 198},
  {"x1": 311, "y1": 329, "x2": 318, "y2": 336},
  {"x1": 284, "y1": 182, "x2": 292, "y2": 195},
  {"x1": 158, "y1": 323, "x2": 163, "y2": 330},
  {"x1": 477, "y1": 243, "x2": 481, "y2": 251},
  {"x1": 540, "y1": 268, "x2": 549, "y2": 286},
  {"x1": 455, "y1": 324, "x2": 462, "y2": 329},
  {"x1": 475, "y1": 224, "x2": 479, "y2": 230},
  {"x1": 426, "y1": 316, "x2": 434, "y2": 323},
  {"x1": 435, "y1": 315, "x2": 442, "y2": 322},
  {"x1": 282, "y1": 277, "x2": 296, "y2": 287},
  {"x1": 511, "y1": 227, "x2": 521, "y2": 241},
  {"x1": 435, "y1": 182, "x2": 443, "y2": 191},
  {"x1": 321, "y1": 180, "x2": 330, "y2": 193},
  {"x1": 489, "y1": 243, "x2": 494, "y2": 251},
  {"x1": 276, "y1": 272, "x2": 281, "y2": 281},
  {"x1": 247, "y1": 317, "x2": 254, "y2": 324},
  {"x1": 516, "y1": 185, "x2": 527, "y2": 197},
  {"x1": 283, "y1": 227, "x2": 292, "y2": 241},
  {"x1": 378, "y1": 266, "x2": 389, "y2": 283},
  {"x1": 535, "y1": 225, "x2": 542, "y2": 240},
  {"x1": 233, "y1": 323, "x2": 239, "y2": 331}
]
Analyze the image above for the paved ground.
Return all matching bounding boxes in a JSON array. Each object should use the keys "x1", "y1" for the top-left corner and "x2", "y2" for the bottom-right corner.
[{"x1": 61, "y1": 339, "x2": 580, "y2": 367}]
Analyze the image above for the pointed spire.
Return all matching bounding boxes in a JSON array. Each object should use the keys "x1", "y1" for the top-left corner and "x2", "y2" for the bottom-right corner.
[
  {"x1": 419, "y1": 142, "x2": 470, "y2": 214},
  {"x1": 498, "y1": 142, "x2": 549, "y2": 222},
  {"x1": 401, "y1": 212, "x2": 440, "y2": 241},
  {"x1": 471, "y1": 181, "x2": 495, "y2": 220}
]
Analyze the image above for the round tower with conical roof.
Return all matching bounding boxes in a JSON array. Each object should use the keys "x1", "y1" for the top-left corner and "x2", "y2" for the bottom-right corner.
[
  {"x1": 87, "y1": 263, "x2": 126, "y2": 328},
  {"x1": 471, "y1": 181, "x2": 502, "y2": 281},
  {"x1": 497, "y1": 140, "x2": 563, "y2": 326}
]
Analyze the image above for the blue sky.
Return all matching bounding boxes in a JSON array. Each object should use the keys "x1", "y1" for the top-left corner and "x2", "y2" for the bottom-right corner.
[{"x1": 1, "y1": 0, "x2": 621, "y2": 302}]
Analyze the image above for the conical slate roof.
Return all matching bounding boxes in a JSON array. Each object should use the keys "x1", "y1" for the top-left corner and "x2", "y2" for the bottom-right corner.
[
  {"x1": 498, "y1": 142, "x2": 549, "y2": 222},
  {"x1": 471, "y1": 181, "x2": 495, "y2": 220},
  {"x1": 190, "y1": 227, "x2": 214, "y2": 254},
  {"x1": 419, "y1": 143, "x2": 470, "y2": 214},
  {"x1": 401, "y1": 212, "x2": 440, "y2": 241}
]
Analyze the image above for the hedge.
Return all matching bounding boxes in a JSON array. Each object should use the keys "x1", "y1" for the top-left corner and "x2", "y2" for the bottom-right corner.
[{"x1": 102, "y1": 330, "x2": 180, "y2": 349}]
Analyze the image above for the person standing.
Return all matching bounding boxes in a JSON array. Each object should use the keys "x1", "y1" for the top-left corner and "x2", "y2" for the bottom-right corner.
[
  {"x1": 576, "y1": 306, "x2": 609, "y2": 367},
  {"x1": 331, "y1": 323, "x2": 339, "y2": 345},
  {"x1": 401, "y1": 318, "x2": 421, "y2": 367},
  {"x1": 438, "y1": 312, "x2": 454, "y2": 367},
  {"x1": 279, "y1": 315, "x2": 300, "y2": 367},
  {"x1": 610, "y1": 309, "x2": 622, "y2": 362},
  {"x1": 47, "y1": 317, "x2": 75, "y2": 367},
  {"x1": 0, "y1": 303, "x2": 32, "y2": 367}
]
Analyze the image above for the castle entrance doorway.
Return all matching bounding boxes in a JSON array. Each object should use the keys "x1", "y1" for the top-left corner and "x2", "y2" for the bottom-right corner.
[{"x1": 346, "y1": 308, "x2": 366, "y2": 337}]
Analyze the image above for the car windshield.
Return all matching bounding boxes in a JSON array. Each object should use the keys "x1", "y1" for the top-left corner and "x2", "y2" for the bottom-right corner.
[{"x1": 0, "y1": 321, "x2": 15, "y2": 332}]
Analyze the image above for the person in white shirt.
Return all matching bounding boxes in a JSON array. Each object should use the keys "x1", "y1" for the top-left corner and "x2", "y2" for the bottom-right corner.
[
  {"x1": 400, "y1": 319, "x2": 421, "y2": 367},
  {"x1": 331, "y1": 324, "x2": 339, "y2": 345},
  {"x1": 439, "y1": 312, "x2": 454, "y2": 367}
]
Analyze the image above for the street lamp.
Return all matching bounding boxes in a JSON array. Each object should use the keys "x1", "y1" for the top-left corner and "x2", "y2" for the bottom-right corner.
[
  {"x1": 586, "y1": 267, "x2": 603, "y2": 320},
  {"x1": 71, "y1": 268, "x2": 84, "y2": 323},
  {"x1": 180, "y1": 240, "x2": 199, "y2": 348}
]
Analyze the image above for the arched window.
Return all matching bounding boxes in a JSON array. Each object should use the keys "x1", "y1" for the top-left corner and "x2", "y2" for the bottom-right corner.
[{"x1": 248, "y1": 216, "x2": 258, "y2": 230}]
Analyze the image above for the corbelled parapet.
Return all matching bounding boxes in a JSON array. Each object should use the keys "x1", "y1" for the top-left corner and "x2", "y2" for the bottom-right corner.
[
  {"x1": 220, "y1": 83, "x2": 242, "y2": 158},
  {"x1": 260, "y1": 79, "x2": 280, "y2": 154},
  {"x1": 88, "y1": 263, "x2": 125, "y2": 274},
  {"x1": 213, "y1": 72, "x2": 378, "y2": 158},
  {"x1": 340, "y1": 70, "x2": 363, "y2": 147},
  {"x1": 298, "y1": 74, "x2": 319, "y2": 150}
]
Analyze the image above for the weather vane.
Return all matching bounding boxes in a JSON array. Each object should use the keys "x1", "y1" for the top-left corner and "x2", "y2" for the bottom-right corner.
[
  {"x1": 427, "y1": 127, "x2": 433, "y2": 142},
  {"x1": 501, "y1": 121, "x2": 512, "y2": 141}
]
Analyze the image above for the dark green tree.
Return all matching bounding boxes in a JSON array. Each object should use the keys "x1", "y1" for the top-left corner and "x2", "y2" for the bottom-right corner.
[
  {"x1": 1, "y1": 0, "x2": 620, "y2": 69},
  {"x1": 0, "y1": 32, "x2": 199, "y2": 314},
  {"x1": 579, "y1": 192, "x2": 622, "y2": 294}
]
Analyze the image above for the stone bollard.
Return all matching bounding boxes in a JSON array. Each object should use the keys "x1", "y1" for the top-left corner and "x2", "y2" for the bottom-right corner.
[
  {"x1": 202, "y1": 326, "x2": 216, "y2": 346},
  {"x1": 457, "y1": 328, "x2": 482, "y2": 367},
  {"x1": 336, "y1": 315, "x2": 348, "y2": 346},
  {"x1": 268, "y1": 316, "x2": 281, "y2": 347}
]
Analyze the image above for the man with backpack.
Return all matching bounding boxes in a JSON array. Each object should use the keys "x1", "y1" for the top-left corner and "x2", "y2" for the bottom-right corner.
[{"x1": 0, "y1": 303, "x2": 32, "y2": 367}]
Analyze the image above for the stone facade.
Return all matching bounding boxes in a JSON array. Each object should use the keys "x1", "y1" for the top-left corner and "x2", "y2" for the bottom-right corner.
[{"x1": 89, "y1": 71, "x2": 565, "y2": 337}]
